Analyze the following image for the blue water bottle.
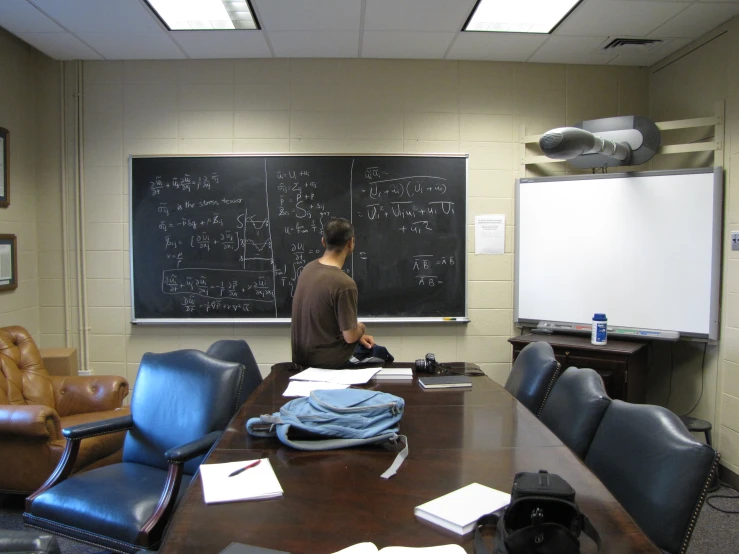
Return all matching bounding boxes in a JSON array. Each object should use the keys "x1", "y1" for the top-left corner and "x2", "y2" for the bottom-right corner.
[{"x1": 591, "y1": 313, "x2": 607, "y2": 345}]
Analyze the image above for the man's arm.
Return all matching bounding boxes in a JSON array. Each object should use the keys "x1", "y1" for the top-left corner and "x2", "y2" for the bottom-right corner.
[{"x1": 342, "y1": 321, "x2": 366, "y2": 344}]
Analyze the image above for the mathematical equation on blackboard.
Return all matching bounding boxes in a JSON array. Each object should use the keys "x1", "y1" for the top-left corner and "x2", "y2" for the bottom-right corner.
[{"x1": 130, "y1": 156, "x2": 467, "y2": 320}]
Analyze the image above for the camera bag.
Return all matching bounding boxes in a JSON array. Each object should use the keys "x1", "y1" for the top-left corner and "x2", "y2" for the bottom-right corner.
[
  {"x1": 475, "y1": 470, "x2": 601, "y2": 554},
  {"x1": 246, "y1": 388, "x2": 408, "y2": 479}
]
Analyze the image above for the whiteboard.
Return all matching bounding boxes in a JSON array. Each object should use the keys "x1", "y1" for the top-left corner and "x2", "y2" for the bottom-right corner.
[{"x1": 514, "y1": 168, "x2": 723, "y2": 339}]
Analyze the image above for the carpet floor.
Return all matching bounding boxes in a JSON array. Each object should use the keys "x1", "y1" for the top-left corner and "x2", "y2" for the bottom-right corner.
[{"x1": 3, "y1": 486, "x2": 739, "y2": 553}]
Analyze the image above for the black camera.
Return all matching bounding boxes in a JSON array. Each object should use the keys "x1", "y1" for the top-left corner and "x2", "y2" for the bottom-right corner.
[{"x1": 415, "y1": 353, "x2": 441, "y2": 374}]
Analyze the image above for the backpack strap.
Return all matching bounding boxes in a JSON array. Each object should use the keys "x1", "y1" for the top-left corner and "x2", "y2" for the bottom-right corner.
[
  {"x1": 473, "y1": 509, "x2": 601, "y2": 553},
  {"x1": 474, "y1": 510, "x2": 503, "y2": 554},
  {"x1": 245, "y1": 414, "x2": 281, "y2": 437},
  {"x1": 380, "y1": 434, "x2": 408, "y2": 479}
]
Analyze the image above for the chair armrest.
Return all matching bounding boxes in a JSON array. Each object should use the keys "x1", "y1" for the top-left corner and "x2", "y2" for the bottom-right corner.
[
  {"x1": 0, "y1": 404, "x2": 62, "y2": 440},
  {"x1": 62, "y1": 414, "x2": 134, "y2": 440},
  {"x1": 165, "y1": 430, "x2": 222, "y2": 463},
  {"x1": 51, "y1": 375, "x2": 129, "y2": 417}
]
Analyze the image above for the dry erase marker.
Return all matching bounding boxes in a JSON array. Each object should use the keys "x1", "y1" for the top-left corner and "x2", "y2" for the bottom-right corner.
[
  {"x1": 228, "y1": 459, "x2": 261, "y2": 477},
  {"x1": 443, "y1": 317, "x2": 457, "y2": 321}
]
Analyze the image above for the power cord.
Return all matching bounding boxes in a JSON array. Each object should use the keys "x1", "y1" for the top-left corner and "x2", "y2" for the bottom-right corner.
[
  {"x1": 707, "y1": 482, "x2": 739, "y2": 514},
  {"x1": 681, "y1": 342, "x2": 708, "y2": 417}
]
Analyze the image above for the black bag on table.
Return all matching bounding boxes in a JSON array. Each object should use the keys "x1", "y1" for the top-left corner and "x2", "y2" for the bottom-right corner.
[{"x1": 475, "y1": 470, "x2": 601, "y2": 554}]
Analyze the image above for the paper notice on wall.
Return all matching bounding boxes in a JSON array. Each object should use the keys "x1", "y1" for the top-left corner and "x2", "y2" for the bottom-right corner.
[
  {"x1": 0, "y1": 243, "x2": 11, "y2": 283},
  {"x1": 475, "y1": 215, "x2": 505, "y2": 255}
]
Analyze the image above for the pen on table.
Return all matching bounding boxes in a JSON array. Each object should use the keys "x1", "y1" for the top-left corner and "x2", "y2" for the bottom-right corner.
[{"x1": 228, "y1": 459, "x2": 261, "y2": 477}]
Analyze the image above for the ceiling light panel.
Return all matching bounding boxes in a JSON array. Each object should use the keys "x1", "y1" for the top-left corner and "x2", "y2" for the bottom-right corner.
[
  {"x1": 146, "y1": 0, "x2": 258, "y2": 30},
  {"x1": 465, "y1": 0, "x2": 582, "y2": 34}
]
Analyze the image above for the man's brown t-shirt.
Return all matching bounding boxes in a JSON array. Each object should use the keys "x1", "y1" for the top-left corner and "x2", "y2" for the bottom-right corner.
[{"x1": 291, "y1": 259, "x2": 359, "y2": 368}]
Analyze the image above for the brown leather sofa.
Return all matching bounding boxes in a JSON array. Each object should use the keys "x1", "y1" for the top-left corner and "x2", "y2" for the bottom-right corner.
[{"x1": 0, "y1": 326, "x2": 130, "y2": 494}]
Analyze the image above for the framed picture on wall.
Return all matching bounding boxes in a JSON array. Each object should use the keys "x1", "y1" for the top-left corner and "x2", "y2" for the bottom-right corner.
[
  {"x1": 0, "y1": 127, "x2": 8, "y2": 207},
  {"x1": 0, "y1": 234, "x2": 17, "y2": 291}
]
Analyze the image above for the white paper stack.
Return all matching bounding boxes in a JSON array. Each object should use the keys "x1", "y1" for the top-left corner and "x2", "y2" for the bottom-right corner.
[{"x1": 200, "y1": 458, "x2": 283, "y2": 504}]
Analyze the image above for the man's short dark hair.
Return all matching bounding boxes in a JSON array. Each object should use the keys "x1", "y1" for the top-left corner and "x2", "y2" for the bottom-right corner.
[{"x1": 323, "y1": 218, "x2": 354, "y2": 251}]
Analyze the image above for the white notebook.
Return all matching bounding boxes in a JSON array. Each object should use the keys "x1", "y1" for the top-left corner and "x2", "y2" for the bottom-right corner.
[
  {"x1": 200, "y1": 458, "x2": 283, "y2": 504},
  {"x1": 372, "y1": 368, "x2": 413, "y2": 380},
  {"x1": 414, "y1": 483, "x2": 510, "y2": 535}
]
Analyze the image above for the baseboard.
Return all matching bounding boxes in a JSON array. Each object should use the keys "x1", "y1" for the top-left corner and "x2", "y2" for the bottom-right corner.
[{"x1": 718, "y1": 463, "x2": 739, "y2": 490}]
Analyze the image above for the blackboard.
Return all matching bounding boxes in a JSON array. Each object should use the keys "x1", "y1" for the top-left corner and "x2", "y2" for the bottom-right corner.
[{"x1": 129, "y1": 154, "x2": 468, "y2": 322}]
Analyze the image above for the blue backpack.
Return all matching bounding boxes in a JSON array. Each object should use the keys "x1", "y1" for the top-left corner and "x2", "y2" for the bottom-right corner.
[{"x1": 246, "y1": 388, "x2": 408, "y2": 478}]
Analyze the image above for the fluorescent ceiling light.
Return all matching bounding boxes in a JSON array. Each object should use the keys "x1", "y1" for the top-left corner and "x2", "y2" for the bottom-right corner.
[
  {"x1": 146, "y1": 0, "x2": 258, "y2": 31},
  {"x1": 464, "y1": 0, "x2": 581, "y2": 34}
]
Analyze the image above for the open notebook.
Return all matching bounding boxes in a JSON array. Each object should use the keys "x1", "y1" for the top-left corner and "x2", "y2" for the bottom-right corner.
[{"x1": 200, "y1": 458, "x2": 283, "y2": 504}]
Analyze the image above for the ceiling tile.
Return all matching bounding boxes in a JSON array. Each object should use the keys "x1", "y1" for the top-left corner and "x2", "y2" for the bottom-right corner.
[
  {"x1": 362, "y1": 31, "x2": 455, "y2": 58},
  {"x1": 364, "y1": 0, "x2": 476, "y2": 32},
  {"x1": 554, "y1": 0, "x2": 690, "y2": 37},
  {"x1": 29, "y1": 0, "x2": 162, "y2": 34},
  {"x1": 16, "y1": 32, "x2": 102, "y2": 60},
  {"x1": 172, "y1": 31, "x2": 272, "y2": 58},
  {"x1": 447, "y1": 32, "x2": 548, "y2": 62},
  {"x1": 0, "y1": 0, "x2": 65, "y2": 33},
  {"x1": 254, "y1": 0, "x2": 361, "y2": 31},
  {"x1": 268, "y1": 31, "x2": 359, "y2": 57},
  {"x1": 607, "y1": 38, "x2": 692, "y2": 66},
  {"x1": 649, "y1": 3, "x2": 739, "y2": 38},
  {"x1": 528, "y1": 36, "x2": 619, "y2": 65},
  {"x1": 77, "y1": 32, "x2": 185, "y2": 60}
]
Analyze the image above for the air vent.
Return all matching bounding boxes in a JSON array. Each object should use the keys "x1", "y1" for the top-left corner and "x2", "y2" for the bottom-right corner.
[{"x1": 602, "y1": 37, "x2": 663, "y2": 51}]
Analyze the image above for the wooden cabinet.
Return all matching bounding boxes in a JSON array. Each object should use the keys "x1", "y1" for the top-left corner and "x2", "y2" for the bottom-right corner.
[{"x1": 508, "y1": 334, "x2": 650, "y2": 403}]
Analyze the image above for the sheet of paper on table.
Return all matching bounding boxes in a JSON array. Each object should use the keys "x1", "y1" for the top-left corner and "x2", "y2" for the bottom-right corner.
[
  {"x1": 282, "y1": 380, "x2": 349, "y2": 397},
  {"x1": 289, "y1": 367, "x2": 381, "y2": 385}
]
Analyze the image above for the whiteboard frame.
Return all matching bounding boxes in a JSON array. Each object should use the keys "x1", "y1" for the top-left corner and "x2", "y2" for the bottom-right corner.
[
  {"x1": 128, "y1": 153, "x2": 469, "y2": 324},
  {"x1": 513, "y1": 167, "x2": 723, "y2": 340}
]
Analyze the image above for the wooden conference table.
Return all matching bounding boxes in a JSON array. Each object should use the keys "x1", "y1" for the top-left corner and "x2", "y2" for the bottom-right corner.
[{"x1": 158, "y1": 365, "x2": 659, "y2": 554}]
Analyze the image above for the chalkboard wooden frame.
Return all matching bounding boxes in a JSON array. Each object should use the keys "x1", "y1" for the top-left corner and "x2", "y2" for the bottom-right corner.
[{"x1": 129, "y1": 153, "x2": 469, "y2": 324}]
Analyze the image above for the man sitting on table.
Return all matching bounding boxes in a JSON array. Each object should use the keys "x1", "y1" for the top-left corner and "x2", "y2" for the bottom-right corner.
[{"x1": 291, "y1": 217, "x2": 385, "y2": 368}]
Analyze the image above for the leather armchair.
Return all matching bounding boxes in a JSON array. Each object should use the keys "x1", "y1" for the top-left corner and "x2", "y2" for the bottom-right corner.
[
  {"x1": 539, "y1": 367, "x2": 612, "y2": 459},
  {"x1": 584, "y1": 400, "x2": 718, "y2": 554},
  {"x1": 206, "y1": 339, "x2": 263, "y2": 405},
  {"x1": 0, "y1": 326, "x2": 129, "y2": 494},
  {"x1": 504, "y1": 341, "x2": 560, "y2": 416},
  {"x1": 24, "y1": 350, "x2": 246, "y2": 553}
]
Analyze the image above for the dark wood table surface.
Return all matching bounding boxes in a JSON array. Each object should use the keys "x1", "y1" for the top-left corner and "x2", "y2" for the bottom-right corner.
[{"x1": 158, "y1": 365, "x2": 659, "y2": 554}]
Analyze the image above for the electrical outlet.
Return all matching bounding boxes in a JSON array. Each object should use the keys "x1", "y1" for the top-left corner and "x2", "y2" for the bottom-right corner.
[
  {"x1": 733, "y1": 231, "x2": 739, "y2": 251},
  {"x1": 78, "y1": 369, "x2": 93, "y2": 376}
]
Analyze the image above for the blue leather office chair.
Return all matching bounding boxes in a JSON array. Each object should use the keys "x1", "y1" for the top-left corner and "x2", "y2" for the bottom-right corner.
[
  {"x1": 539, "y1": 367, "x2": 612, "y2": 459},
  {"x1": 584, "y1": 400, "x2": 718, "y2": 554},
  {"x1": 206, "y1": 339, "x2": 263, "y2": 405},
  {"x1": 23, "y1": 350, "x2": 246, "y2": 554},
  {"x1": 505, "y1": 341, "x2": 560, "y2": 416}
]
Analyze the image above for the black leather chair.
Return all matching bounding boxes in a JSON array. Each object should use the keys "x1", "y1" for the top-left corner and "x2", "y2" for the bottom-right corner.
[
  {"x1": 23, "y1": 350, "x2": 246, "y2": 553},
  {"x1": 504, "y1": 341, "x2": 560, "y2": 416},
  {"x1": 206, "y1": 339, "x2": 263, "y2": 405},
  {"x1": 539, "y1": 367, "x2": 611, "y2": 459},
  {"x1": 584, "y1": 400, "x2": 718, "y2": 554}
]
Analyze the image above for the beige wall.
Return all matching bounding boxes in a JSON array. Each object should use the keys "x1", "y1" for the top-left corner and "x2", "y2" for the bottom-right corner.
[
  {"x1": 650, "y1": 17, "x2": 739, "y2": 475},
  {"x1": 0, "y1": 28, "x2": 61, "y2": 339},
  {"x1": 62, "y1": 59, "x2": 647, "y2": 386}
]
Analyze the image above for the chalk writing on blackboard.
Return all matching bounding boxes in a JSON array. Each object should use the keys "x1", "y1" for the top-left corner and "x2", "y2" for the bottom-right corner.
[{"x1": 130, "y1": 155, "x2": 466, "y2": 321}]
